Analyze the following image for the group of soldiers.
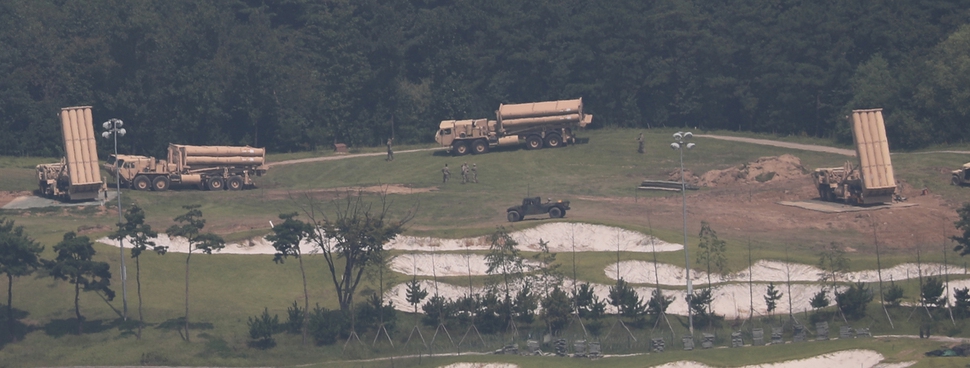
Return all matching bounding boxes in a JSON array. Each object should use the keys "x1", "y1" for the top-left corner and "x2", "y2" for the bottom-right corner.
[{"x1": 441, "y1": 162, "x2": 477, "y2": 184}]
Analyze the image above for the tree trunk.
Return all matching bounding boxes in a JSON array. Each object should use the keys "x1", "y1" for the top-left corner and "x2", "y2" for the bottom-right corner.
[
  {"x1": 299, "y1": 254, "x2": 309, "y2": 346},
  {"x1": 75, "y1": 280, "x2": 82, "y2": 335},
  {"x1": 136, "y1": 256, "x2": 143, "y2": 339},
  {"x1": 185, "y1": 252, "x2": 191, "y2": 342},
  {"x1": 7, "y1": 274, "x2": 14, "y2": 341}
]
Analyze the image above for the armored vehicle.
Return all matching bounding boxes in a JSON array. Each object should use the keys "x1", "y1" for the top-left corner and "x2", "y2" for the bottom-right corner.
[{"x1": 506, "y1": 197, "x2": 570, "y2": 222}]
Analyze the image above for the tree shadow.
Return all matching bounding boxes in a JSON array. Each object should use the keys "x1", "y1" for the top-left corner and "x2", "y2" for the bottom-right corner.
[
  {"x1": 42, "y1": 317, "x2": 120, "y2": 338},
  {"x1": 1, "y1": 307, "x2": 38, "y2": 348},
  {"x1": 156, "y1": 317, "x2": 214, "y2": 340}
]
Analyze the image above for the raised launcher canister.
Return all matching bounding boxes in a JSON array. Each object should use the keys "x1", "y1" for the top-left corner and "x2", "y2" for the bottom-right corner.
[
  {"x1": 812, "y1": 108, "x2": 896, "y2": 205},
  {"x1": 36, "y1": 106, "x2": 105, "y2": 201}
]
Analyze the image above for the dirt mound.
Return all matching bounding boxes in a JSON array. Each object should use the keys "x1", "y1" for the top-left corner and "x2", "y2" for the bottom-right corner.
[{"x1": 698, "y1": 154, "x2": 808, "y2": 187}]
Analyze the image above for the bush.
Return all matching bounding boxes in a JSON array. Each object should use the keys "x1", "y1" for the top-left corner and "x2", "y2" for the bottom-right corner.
[
  {"x1": 285, "y1": 300, "x2": 304, "y2": 334},
  {"x1": 355, "y1": 294, "x2": 397, "y2": 333},
  {"x1": 308, "y1": 305, "x2": 349, "y2": 346},
  {"x1": 247, "y1": 308, "x2": 280, "y2": 349},
  {"x1": 835, "y1": 282, "x2": 873, "y2": 320},
  {"x1": 884, "y1": 281, "x2": 904, "y2": 307}
]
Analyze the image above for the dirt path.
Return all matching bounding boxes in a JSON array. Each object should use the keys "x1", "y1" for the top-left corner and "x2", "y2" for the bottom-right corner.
[
  {"x1": 267, "y1": 147, "x2": 445, "y2": 168},
  {"x1": 696, "y1": 135, "x2": 857, "y2": 156}
]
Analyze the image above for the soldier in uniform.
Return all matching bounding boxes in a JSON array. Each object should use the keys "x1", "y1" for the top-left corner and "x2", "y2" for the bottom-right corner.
[
  {"x1": 442, "y1": 164, "x2": 450, "y2": 183},
  {"x1": 460, "y1": 162, "x2": 469, "y2": 184},
  {"x1": 471, "y1": 163, "x2": 478, "y2": 183},
  {"x1": 386, "y1": 137, "x2": 394, "y2": 161},
  {"x1": 637, "y1": 133, "x2": 645, "y2": 153}
]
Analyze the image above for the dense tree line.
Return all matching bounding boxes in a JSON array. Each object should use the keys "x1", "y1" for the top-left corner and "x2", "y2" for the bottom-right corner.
[{"x1": 3, "y1": 0, "x2": 970, "y2": 157}]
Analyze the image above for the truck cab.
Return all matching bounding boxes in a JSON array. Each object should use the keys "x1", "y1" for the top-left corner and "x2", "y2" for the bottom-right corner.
[{"x1": 104, "y1": 154, "x2": 168, "y2": 190}]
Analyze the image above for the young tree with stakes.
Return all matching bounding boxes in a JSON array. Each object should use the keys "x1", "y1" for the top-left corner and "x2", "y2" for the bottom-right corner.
[
  {"x1": 109, "y1": 205, "x2": 165, "y2": 339},
  {"x1": 696, "y1": 221, "x2": 728, "y2": 317},
  {"x1": 0, "y1": 218, "x2": 44, "y2": 341},
  {"x1": 166, "y1": 205, "x2": 225, "y2": 342},
  {"x1": 46, "y1": 232, "x2": 114, "y2": 335},
  {"x1": 764, "y1": 283, "x2": 783, "y2": 316},
  {"x1": 485, "y1": 226, "x2": 525, "y2": 332},
  {"x1": 265, "y1": 212, "x2": 315, "y2": 345}
]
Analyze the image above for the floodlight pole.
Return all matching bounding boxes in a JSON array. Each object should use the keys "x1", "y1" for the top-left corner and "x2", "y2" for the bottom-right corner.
[
  {"x1": 104, "y1": 118, "x2": 128, "y2": 320},
  {"x1": 672, "y1": 131, "x2": 695, "y2": 335}
]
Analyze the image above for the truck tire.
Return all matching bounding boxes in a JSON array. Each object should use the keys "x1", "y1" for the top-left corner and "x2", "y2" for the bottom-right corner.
[
  {"x1": 206, "y1": 178, "x2": 224, "y2": 191},
  {"x1": 548, "y1": 207, "x2": 563, "y2": 218},
  {"x1": 544, "y1": 134, "x2": 562, "y2": 148},
  {"x1": 507, "y1": 210, "x2": 521, "y2": 222},
  {"x1": 526, "y1": 135, "x2": 543, "y2": 150},
  {"x1": 472, "y1": 140, "x2": 489, "y2": 154},
  {"x1": 227, "y1": 176, "x2": 244, "y2": 191},
  {"x1": 151, "y1": 176, "x2": 170, "y2": 191},
  {"x1": 954, "y1": 175, "x2": 962, "y2": 186},
  {"x1": 453, "y1": 142, "x2": 470, "y2": 155},
  {"x1": 133, "y1": 175, "x2": 151, "y2": 191}
]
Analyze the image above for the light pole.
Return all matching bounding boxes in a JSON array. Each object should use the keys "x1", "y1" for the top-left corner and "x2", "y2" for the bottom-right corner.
[
  {"x1": 670, "y1": 131, "x2": 695, "y2": 335},
  {"x1": 102, "y1": 118, "x2": 128, "y2": 320}
]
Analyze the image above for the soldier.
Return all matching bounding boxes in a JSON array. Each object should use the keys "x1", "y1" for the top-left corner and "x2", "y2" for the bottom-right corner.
[
  {"x1": 386, "y1": 137, "x2": 394, "y2": 161},
  {"x1": 637, "y1": 132, "x2": 645, "y2": 153},
  {"x1": 471, "y1": 163, "x2": 478, "y2": 183},
  {"x1": 442, "y1": 163, "x2": 450, "y2": 183},
  {"x1": 460, "y1": 162, "x2": 469, "y2": 184}
]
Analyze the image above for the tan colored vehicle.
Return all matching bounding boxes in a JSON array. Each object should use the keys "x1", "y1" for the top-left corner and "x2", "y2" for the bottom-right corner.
[
  {"x1": 104, "y1": 144, "x2": 267, "y2": 191},
  {"x1": 953, "y1": 163, "x2": 970, "y2": 186},
  {"x1": 812, "y1": 109, "x2": 896, "y2": 205},
  {"x1": 435, "y1": 98, "x2": 593, "y2": 155},
  {"x1": 36, "y1": 106, "x2": 106, "y2": 201}
]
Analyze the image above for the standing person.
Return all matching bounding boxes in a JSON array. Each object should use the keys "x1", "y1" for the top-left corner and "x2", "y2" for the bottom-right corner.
[
  {"x1": 471, "y1": 163, "x2": 478, "y2": 183},
  {"x1": 386, "y1": 137, "x2": 394, "y2": 161},
  {"x1": 442, "y1": 164, "x2": 450, "y2": 183},
  {"x1": 460, "y1": 162, "x2": 469, "y2": 184},
  {"x1": 637, "y1": 133, "x2": 645, "y2": 154}
]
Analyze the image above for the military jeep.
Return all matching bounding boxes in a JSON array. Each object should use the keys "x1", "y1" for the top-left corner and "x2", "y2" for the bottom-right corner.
[{"x1": 506, "y1": 197, "x2": 570, "y2": 222}]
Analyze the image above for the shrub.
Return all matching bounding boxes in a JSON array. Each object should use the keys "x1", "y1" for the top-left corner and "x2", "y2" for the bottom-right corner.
[
  {"x1": 835, "y1": 282, "x2": 873, "y2": 320},
  {"x1": 247, "y1": 308, "x2": 280, "y2": 349}
]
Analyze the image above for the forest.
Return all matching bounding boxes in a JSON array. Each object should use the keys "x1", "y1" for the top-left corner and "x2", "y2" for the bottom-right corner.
[{"x1": 2, "y1": 0, "x2": 970, "y2": 157}]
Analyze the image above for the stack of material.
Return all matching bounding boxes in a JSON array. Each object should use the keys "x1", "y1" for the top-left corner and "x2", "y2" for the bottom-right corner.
[
  {"x1": 793, "y1": 324, "x2": 806, "y2": 342},
  {"x1": 840, "y1": 326, "x2": 853, "y2": 339},
  {"x1": 638, "y1": 180, "x2": 700, "y2": 192},
  {"x1": 752, "y1": 328, "x2": 765, "y2": 346},
  {"x1": 527, "y1": 340, "x2": 540, "y2": 355},
  {"x1": 816, "y1": 322, "x2": 829, "y2": 341},
  {"x1": 771, "y1": 327, "x2": 784, "y2": 345},
  {"x1": 555, "y1": 339, "x2": 568, "y2": 356},
  {"x1": 588, "y1": 342, "x2": 602, "y2": 359},
  {"x1": 701, "y1": 333, "x2": 715, "y2": 349},
  {"x1": 573, "y1": 340, "x2": 587, "y2": 358},
  {"x1": 652, "y1": 338, "x2": 666, "y2": 352},
  {"x1": 856, "y1": 327, "x2": 871, "y2": 338},
  {"x1": 731, "y1": 332, "x2": 744, "y2": 347},
  {"x1": 683, "y1": 335, "x2": 695, "y2": 351}
]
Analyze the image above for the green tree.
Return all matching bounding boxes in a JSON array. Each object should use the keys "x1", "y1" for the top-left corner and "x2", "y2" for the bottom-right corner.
[
  {"x1": 646, "y1": 288, "x2": 674, "y2": 324},
  {"x1": 921, "y1": 276, "x2": 947, "y2": 308},
  {"x1": 166, "y1": 205, "x2": 225, "y2": 342},
  {"x1": 513, "y1": 287, "x2": 538, "y2": 325},
  {"x1": 405, "y1": 277, "x2": 428, "y2": 313},
  {"x1": 810, "y1": 289, "x2": 830, "y2": 311},
  {"x1": 609, "y1": 278, "x2": 646, "y2": 320},
  {"x1": 108, "y1": 205, "x2": 164, "y2": 339},
  {"x1": 953, "y1": 203, "x2": 970, "y2": 256},
  {"x1": 818, "y1": 243, "x2": 851, "y2": 287},
  {"x1": 248, "y1": 308, "x2": 280, "y2": 349},
  {"x1": 46, "y1": 232, "x2": 114, "y2": 335},
  {"x1": 540, "y1": 286, "x2": 572, "y2": 335},
  {"x1": 954, "y1": 287, "x2": 970, "y2": 318},
  {"x1": 764, "y1": 282, "x2": 783, "y2": 316},
  {"x1": 485, "y1": 226, "x2": 525, "y2": 329},
  {"x1": 835, "y1": 282, "x2": 873, "y2": 320},
  {"x1": 574, "y1": 283, "x2": 606, "y2": 320},
  {"x1": 690, "y1": 288, "x2": 718, "y2": 326},
  {"x1": 884, "y1": 280, "x2": 904, "y2": 307},
  {"x1": 696, "y1": 221, "x2": 728, "y2": 317},
  {"x1": 264, "y1": 212, "x2": 315, "y2": 345},
  {"x1": 303, "y1": 192, "x2": 411, "y2": 313},
  {"x1": 0, "y1": 218, "x2": 44, "y2": 341}
]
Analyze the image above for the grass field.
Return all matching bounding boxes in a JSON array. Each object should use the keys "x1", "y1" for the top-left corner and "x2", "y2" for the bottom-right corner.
[{"x1": 1, "y1": 128, "x2": 970, "y2": 367}]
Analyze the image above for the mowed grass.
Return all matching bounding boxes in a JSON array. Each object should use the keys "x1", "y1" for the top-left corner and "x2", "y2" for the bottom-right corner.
[{"x1": 1, "y1": 128, "x2": 969, "y2": 366}]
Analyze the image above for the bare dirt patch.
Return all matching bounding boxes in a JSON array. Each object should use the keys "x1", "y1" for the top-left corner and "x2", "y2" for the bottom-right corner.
[
  {"x1": 0, "y1": 190, "x2": 32, "y2": 208},
  {"x1": 261, "y1": 184, "x2": 437, "y2": 201}
]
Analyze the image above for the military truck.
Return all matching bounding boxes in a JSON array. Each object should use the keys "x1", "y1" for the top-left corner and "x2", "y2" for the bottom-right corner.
[
  {"x1": 812, "y1": 109, "x2": 897, "y2": 205},
  {"x1": 953, "y1": 163, "x2": 970, "y2": 186},
  {"x1": 506, "y1": 197, "x2": 570, "y2": 222},
  {"x1": 435, "y1": 98, "x2": 593, "y2": 155},
  {"x1": 104, "y1": 144, "x2": 267, "y2": 191},
  {"x1": 36, "y1": 106, "x2": 106, "y2": 201}
]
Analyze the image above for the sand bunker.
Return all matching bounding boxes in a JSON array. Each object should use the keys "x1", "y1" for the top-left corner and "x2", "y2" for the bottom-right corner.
[
  {"x1": 438, "y1": 363, "x2": 517, "y2": 368},
  {"x1": 608, "y1": 260, "x2": 966, "y2": 286},
  {"x1": 654, "y1": 349, "x2": 911, "y2": 368},
  {"x1": 96, "y1": 222, "x2": 679, "y2": 255},
  {"x1": 389, "y1": 253, "x2": 542, "y2": 277},
  {"x1": 669, "y1": 154, "x2": 808, "y2": 188}
]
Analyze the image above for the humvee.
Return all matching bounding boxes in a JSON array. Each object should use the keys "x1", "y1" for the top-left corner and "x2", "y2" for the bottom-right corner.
[
  {"x1": 506, "y1": 197, "x2": 570, "y2": 222},
  {"x1": 953, "y1": 163, "x2": 970, "y2": 186}
]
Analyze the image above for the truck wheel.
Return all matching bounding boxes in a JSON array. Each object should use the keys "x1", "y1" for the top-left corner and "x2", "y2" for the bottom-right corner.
[
  {"x1": 544, "y1": 134, "x2": 562, "y2": 148},
  {"x1": 549, "y1": 207, "x2": 563, "y2": 218},
  {"x1": 133, "y1": 175, "x2": 151, "y2": 191},
  {"x1": 453, "y1": 142, "x2": 469, "y2": 155},
  {"x1": 472, "y1": 140, "x2": 489, "y2": 154},
  {"x1": 207, "y1": 178, "x2": 224, "y2": 191},
  {"x1": 227, "y1": 176, "x2": 244, "y2": 191},
  {"x1": 507, "y1": 211, "x2": 521, "y2": 222},
  {"x1": 954, "y1": 175, "x2": 962, "y2": 186},
  {"x1": 526, "y1": 135, "x2": 543, "y2": 150},
  {"x1": 151, "y1": 176, "x2": 170, "y2": 191}
]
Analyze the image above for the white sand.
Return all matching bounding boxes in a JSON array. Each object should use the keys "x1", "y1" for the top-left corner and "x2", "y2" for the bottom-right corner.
[
  {"x1": 654, "y1": 349, "x2": 912, "y2": 368},
  {"x1": 607, "y1": 260, "x2": 967, "y2": 286},
  {"x1": 389, "y1": 253, "x2": 542, "y2": 277},
  {"x1": 438, "y1": 363, "x2": 517, "y2": 368}
]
